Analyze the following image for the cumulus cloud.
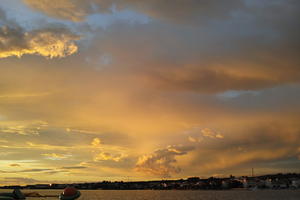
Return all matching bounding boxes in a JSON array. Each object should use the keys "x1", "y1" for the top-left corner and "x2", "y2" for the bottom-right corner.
[
  {"x1": 0, "y1": 9, "x2": 79, "y2": 59},
  {"x1": 135, "y1": 145, "x2": 194, "y2": 177},
  {"x1": 0, "y1": 26, "x2": 79, "y2": 59}
]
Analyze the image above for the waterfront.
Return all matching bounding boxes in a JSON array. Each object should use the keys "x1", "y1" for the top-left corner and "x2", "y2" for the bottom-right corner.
[{"x1": 1, "y1": 189, "x2": 300, "y2": 200}]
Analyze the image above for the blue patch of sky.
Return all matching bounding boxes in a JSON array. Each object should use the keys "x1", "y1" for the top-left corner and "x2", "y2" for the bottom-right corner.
[
  {"x1": 0, "y1": 0, "x2": 60, "y2": 30},
  {"x1": 217, "y1": 84, "x2": 300, "y2": 107},
  {"x1": 217, "y1": 90, "x2": 261, "y2": 99},
  {"x1": 85, "y1": 6, "x2": 150, "y2": 30},
  {"x1": 0, "y1": 0, "x2": 149, "y2": 32}
]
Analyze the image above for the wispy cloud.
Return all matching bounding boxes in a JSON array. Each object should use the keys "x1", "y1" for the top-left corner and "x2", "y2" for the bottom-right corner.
[
  {"x1": 41, "y1": 153, "x2": 71, "y2": 160},
  {"x1": 2, "y1": 177, "x2": 41, "y2": 184},
  {"x1": 60, "y1": 166, "x2": 86, "y2": 169},
  {"x1": 0, "y1": 120, "x2": 48, "y2": 135},
  {"x1": 9, "y1": 163, "x2": 21, "y2": 167}
]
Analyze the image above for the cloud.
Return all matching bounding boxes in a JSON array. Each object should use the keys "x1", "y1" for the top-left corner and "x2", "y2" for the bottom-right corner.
[
  {"x1": 65, "y1": 128, "x2": 101, "y2": 135},
  {"x1": 188, "y1": 136, "x2": 198, "y2": 143},
  {"x1": 1, "y1": 168, "x2": 52, "y2": 173},
  {"x1": 135, "y1": 145, "x2": 194, "y2": 177},
  {"x1": 0, "y1": 26, "x2": 79, "y2": 59},
  {"x1": 9, "y1": 163, "x2": 21, "y2": 167},
  {"x1": 147, "y1": 68, "x2": 287, "y2": 94},
  {"x1": 41, "y1": 153, "x2": 71, "y2": 160},
  {"x1": 25, "y1": 142, "x2": 71, "y2": 150},
  {"x1": 0, "y1": 0, "x2": 299, "y2": 182},
  {"x1": 185, "y1": 127, "x2": 224, "y2": 143},
  {"x1": 20, "y1": 168, "x2": 52, "y2": 173},
  {"x1": 23, "y1": 0, "x2": 243, "y2": 23},
  {"x1": 199, "y1": 148, "x2": 294, "y2": 172},
  {"x1": 61, "y1": 166, "x2": 86, "y2": 169},
  {"x1": 201, "y1": 128, "x2": 224, "y2": 139},
  {"x1": 94, "y1": 152, "x2": 126, "y2": 162},
  {"x1": 2, "y1": 177, "x2": 40, "y2": 184},
  {"x1": 91, "y1": 137, "x2": 101, "y2": 147},
  {"x1": 23, "y1": 0, "x2": 90, "y2": 22},
  {"x1": 0, "y1": 9, "x2": 79, "y2": 59},
  {"x1": 189, "y1": 120, "x2": 300, "y2": 175},
  {"x1": 0, "y1": 120, "x2": 48, "y2": 135},
  {"x1": 72, "y1": 0, "x2": 299, "y2": 94}
]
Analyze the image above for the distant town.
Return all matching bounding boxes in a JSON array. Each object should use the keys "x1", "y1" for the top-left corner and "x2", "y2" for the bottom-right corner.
[{"x1": 1, "y1": 173, "x2": 300, "y2": 190}]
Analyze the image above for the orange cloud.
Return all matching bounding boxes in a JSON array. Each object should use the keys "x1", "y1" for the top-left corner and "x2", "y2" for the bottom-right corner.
[{"x1": 0, "y1": 26, "x2": 79, "y2": 59}]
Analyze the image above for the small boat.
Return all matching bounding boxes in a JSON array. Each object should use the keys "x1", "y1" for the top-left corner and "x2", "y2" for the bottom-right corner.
[
  {"x1": 0, "y1": 189, "x2": 25, "y2": 200},
  {"x1": 59, "y1": 187, "x2": 81, "y2": 200},
  {"x1": 0, "y1": 187, "x2": 81, "y2": 200}
]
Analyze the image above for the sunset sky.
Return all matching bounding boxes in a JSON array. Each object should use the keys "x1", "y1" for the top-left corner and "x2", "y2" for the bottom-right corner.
[{"x1": 0, "y1": 0, "x2": 300, "y2": 185}]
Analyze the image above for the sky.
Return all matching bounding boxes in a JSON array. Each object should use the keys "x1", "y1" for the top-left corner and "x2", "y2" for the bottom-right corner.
[{"x1": 0, "y1": 0, "x2": 300, "y2": 185}]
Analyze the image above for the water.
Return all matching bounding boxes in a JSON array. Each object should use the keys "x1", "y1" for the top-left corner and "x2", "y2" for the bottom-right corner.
[{"x1": 1, "y1": 189, "x2": 300, "y2": 200}]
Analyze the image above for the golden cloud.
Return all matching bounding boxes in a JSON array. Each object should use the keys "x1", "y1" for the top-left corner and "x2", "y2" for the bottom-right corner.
[
  {"x1": 0, "y1": 26, "x2": 79, "y2": 59},
  {"x1": 0, "y1": 120, "x2": 48, "y2": 135},
  {"x1": 41, "y1": 153, "x2": 71, "y2": 160},
  {"x1": 93, "y1": 152, "x2": 126, "y2": 162},
  {"x1": 91, "y1": 138, "x2": 101, "y2": 147},
  {"x1": 135, "y1": 145, "x2": 194, "y2": 177}
]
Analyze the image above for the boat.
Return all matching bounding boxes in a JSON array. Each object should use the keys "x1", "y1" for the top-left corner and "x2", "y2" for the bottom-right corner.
[
  {"x1": 0, "y1": 187, "x2": 81, "y2": 200},
  {"x1": 0, "y1": 189, "x2": 25, "y2": 200}
]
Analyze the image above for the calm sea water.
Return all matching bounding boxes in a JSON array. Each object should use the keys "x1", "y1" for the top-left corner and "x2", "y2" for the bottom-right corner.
[{"x1": 1, "y1": 189, "x2": 300, "y2": 200}]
